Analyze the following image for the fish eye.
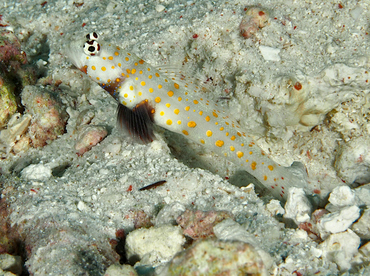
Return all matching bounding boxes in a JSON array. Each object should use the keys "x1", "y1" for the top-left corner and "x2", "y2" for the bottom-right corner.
[
  {"x1": 86, "y1": 32, "x2": 98, "y2": 41},
  {"x1": 83, "y1": 40, "x2": 100, "y2": 56}
]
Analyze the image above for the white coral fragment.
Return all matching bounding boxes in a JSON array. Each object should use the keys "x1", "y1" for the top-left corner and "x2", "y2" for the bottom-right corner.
[
  {"x1": 317, "y1": 206, "x2": 360, "y2": 237},
  {"x1": 21, "y1": 163, "x2": 52, "y2": 181},
  {"x1": 284, "y1": 187, "x2": 312, "y2": 225},
  {"x1": 319, "y1": 230, "x2": 360, "y2": 271}
]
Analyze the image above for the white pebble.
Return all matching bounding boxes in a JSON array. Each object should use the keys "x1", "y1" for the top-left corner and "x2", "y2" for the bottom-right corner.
[
  {"x1": 328, "y1": 186, "x2": 355, "y2": 207},
  {"x1": 77, "y1": 201, "x2": 90, "y2": 212},
  {"x1": 125, "y1": 225, "x2": 185, "y2": 266},
  {"x1": 266, "y1": 199, "x2": 285, "y2": 216},
  {"x1": 352, "y1": 208, "x2": 370, "y2": 239},
  {"x1": 259, "y1": 46, "x2": 281, "y2": 61},
  {"x1": 319, "y1": 230, "x2": 360, "y2": 271},
  {"x1": 284, "y1": 187, "x2": 312, "y2": 225},
  {"x1": 21, "y1": 164, "x2": 52, "y2": 181},
  {"x1": 156, "y1": 4, "x2": 165, "y2": 12},
  {"x1": 318, "y1": 206, "x2": 360, "y2": 238}
]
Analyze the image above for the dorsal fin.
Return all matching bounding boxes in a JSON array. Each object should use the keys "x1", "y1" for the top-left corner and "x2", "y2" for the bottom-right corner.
[
  {"x1": 117, "y1": 101, "x2": 155, "y2": 143},
  {"x1": 155, "y1": 65, "x2": 211, "y2": 94}
]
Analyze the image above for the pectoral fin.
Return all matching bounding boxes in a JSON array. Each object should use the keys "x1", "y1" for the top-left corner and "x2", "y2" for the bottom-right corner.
[{"x1": 117, "y1": 101, "x2": 155, "y2": 143}]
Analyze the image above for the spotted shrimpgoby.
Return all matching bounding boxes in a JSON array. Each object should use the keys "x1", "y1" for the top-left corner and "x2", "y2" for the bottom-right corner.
[{"x1": 67, "y1": 32, "x2": 312, "y2": 202}]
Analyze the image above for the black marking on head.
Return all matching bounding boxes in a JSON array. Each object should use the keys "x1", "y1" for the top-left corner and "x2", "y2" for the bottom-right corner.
[
  {"x1": 83, "y1": 40, "x2": 100, "y2": 56},
  {"x1": 86, "y1": 32, "x2": 98, "y2": 40},
  {"x1": 117, "y1": 101, "x2": 155, "y2": 143}
]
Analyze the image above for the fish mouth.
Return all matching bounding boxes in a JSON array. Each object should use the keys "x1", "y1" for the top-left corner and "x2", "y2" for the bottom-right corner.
[{"x1": 65, "y1": 39, "x2": 86, "y2": 69}]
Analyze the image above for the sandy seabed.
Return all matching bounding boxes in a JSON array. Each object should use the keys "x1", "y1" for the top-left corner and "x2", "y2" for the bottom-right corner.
[{"x1": 1, "y1": 0, "x2": 370, "y2": 275}]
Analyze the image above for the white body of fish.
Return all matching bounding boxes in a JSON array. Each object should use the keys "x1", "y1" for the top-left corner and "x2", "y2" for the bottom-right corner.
[{"x1": 67, "y1": 33, "x2": 311, "y2": 201}]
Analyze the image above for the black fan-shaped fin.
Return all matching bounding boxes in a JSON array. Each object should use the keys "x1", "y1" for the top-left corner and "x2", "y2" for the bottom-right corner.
[{"x1": 117, "y1": 101, "x2": 155, "y2": 143}]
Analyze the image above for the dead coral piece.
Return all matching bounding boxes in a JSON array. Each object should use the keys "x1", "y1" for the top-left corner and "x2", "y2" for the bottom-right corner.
[
  {"x1": 334, "y1": 136, "x2": 370, "y2": 184},
  {"x1": 21, "y1": 85, "x2": 68, "y2": 148},
  {"x1": 240, "y1": 6, "x2": 269, "y2": 39},
  {"x1": 75, "y1": 125, "x2": 108, "y2": 156},
  {"x1": 161, "y1": 239, "x2": 267, "y2": 276},
  {"x1": 176, "y1": 209, "x2": 233, "y2": 240},
  {"x1": 0, "y1": 198, "x2": 23, "y2": 258},
  {"x1": 0, "y1": 30, "x2": 27, "y2": 69},
  {"x1": 0, "y1": 113, "x2": 31, "y2": 155},
  {"x1": 0, "y1": 28, "x2": 37, "y2": 130},
  {"x1": 0, "y1": 76, "x2": 17, "y2": 128},
  {"x1": 125, "y1": 225, "x2": 185, "y2": 267},
  {"x1": 131, "y1": 210, "x2": 153, "y2": 229},
  {"x1": 0, "y1": 253, "x2": 22, "y2": 275}
]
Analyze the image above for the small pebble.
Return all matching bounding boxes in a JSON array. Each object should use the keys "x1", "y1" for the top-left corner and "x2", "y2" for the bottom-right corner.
[{"x1": 156, "y1": 5, "x2": 165, "y2": 12}]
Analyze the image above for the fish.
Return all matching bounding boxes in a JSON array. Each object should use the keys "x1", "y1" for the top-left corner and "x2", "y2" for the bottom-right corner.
[{"x1": 67, "y1": 32, "x2": 312, "y2": 202}]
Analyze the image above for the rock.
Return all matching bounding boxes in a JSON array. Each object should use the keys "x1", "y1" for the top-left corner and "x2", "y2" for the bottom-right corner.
[
  {"x1": 0, "y1": 77, "x2": 17, "y2": 129},
  {"x1": 328, "y1": 186, "x2": 355, "y2": 207},
  {"x1": 326, "y1": 185, "x2": 356, "y2": 212},
  {"x1": 21, "y1": 86, "x2": 68, "y2": 148},
  {"x1": 284, "y1": 187, "x2": 312, "y2": 225},
  {"x1": 104, "y1": 264, "x2": 137, "y2": 276},
  {"x1": 317, "y1": 206, "x2": 360, "y2": 239},
  {"x1": 0, "y1": 30, "x2": 36, "y2": 130},
  {"x1": 160, "y1": 239, "x2": 267, "y2": 276},
  {"x1": 334, "y1": 136, "x2": 370, "y2": 184},
  {"x1": 319, "y1": 230, "x2": 360, "y2": 271},
  {"x1": 265, "y1": 199, "x2": 285, "y2": 216},
  {"x1": 351, "y1": 241, "x2": 370, "y2": 270},
  {"x1": 0, "y1": 253, "x2": 22, "y2": 275},
  {"x1": 154, "y1": 202, "x2": 186, "y2": 226},
  {"x1": 353, "y1": 184, "x2": 370, "y2": 206},
  {"x1": 0, "y1": 268, "x2": 17, "y2": 276},
  {"x1": 21, "y1": 163, "x2": 52, "y2": 181},
  {"x1": 358, "y1": 241, "x2": 370, "y2": 261},
  {"x1": 176, "y1": 209, "x2": 233, "y2": 240},
  {"x1": 125, "y1": 225, "x2": 185, "y2": 267},
  {"x1": 75, "y1": 125, "x2": 108, "y2": 156},
  {"x1": 0, "y1": 30, "x2": 27, "y2": 67},
  {"x1": 240, "y1": 6, "x2": 269, "y2": 39},
  {"x1": 352, "y1": 208, "x2": 370, "y2": 239},
  {"x1": 0, "y1": 113, "x2": 31, "y2": 155},
  {"x1": 213, "y1": 219, "x2": 274, "y2": 270}
]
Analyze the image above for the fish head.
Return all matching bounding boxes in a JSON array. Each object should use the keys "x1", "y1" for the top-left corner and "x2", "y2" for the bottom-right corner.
[{"x1": 66, "y1": 32, "x2": 126, "y2": 87}]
